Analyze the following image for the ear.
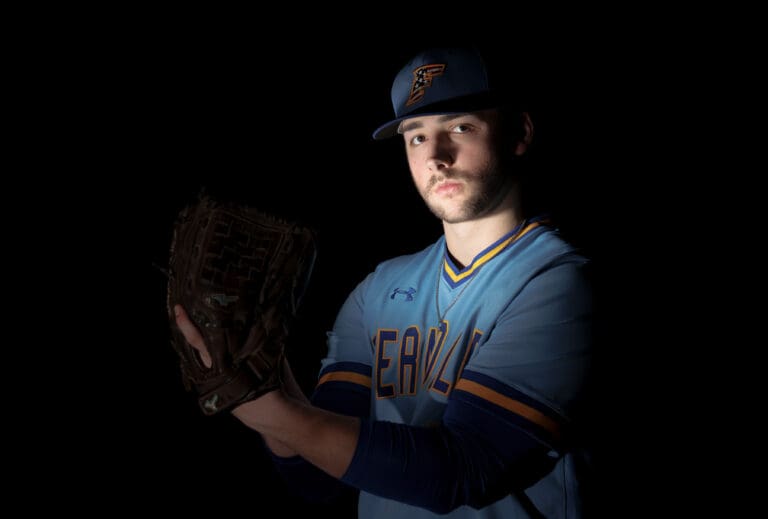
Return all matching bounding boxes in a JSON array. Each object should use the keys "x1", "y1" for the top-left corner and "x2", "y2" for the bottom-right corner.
[{"x1": 514, "y1": 112, "x2": 534, "y2": 156}]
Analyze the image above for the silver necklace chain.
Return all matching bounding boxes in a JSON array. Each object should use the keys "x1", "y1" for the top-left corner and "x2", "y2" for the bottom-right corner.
[
  {"x1": 434, "y1": 260, "x2": 482, "y2": 326},
  {"x1": 434, "y1": 220, "x2": 528, "y2": 327}
]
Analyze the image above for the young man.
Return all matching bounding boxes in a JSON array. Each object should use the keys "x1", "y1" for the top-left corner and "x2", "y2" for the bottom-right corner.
[{"x1": 176, "y1": 47, "x2": 593, "y2": 518}]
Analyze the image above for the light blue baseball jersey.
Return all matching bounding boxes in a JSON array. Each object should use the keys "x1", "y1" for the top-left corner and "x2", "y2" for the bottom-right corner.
[{"x1": 311, "y1": 219, "x2": 593, "y2": 518}]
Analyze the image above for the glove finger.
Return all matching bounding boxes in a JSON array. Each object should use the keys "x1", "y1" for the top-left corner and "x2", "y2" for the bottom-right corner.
[{"x1": 174, "y1": 304, "x2": 213, "y2": 368}]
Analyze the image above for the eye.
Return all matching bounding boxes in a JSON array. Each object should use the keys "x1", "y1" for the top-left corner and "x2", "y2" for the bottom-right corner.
[
  {"x1": 452, "y1": 124, "x2": 472, "y2": 134},
  {"x1": 409, "y1": 134, "x2": 426, "y2": 146}
]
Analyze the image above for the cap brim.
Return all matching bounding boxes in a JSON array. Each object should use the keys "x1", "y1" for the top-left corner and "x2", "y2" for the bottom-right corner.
[
  {"x1": 372, "y1": 116, "x2": 415, "y2": 140},
  {"x1": 372, "y1": 111, "x2": 475, "y2": 140},
  {"x1": 371, "y1": 91, "x2": 501, "y2": 140}
]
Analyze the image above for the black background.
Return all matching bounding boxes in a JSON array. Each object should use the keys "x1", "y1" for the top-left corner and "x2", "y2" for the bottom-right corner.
[{"x1": 37, "y1": 26, "x2": 670, "y2": 516}]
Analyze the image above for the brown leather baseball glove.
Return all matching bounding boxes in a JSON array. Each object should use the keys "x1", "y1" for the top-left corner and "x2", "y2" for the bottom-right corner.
[{"x1": 166, "y1": 194, "x2": 316, "y2": 415}]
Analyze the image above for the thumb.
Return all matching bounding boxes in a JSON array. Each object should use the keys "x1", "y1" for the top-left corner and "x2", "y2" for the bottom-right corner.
[{"x1": 174, "y1": 304, "x2": 213, "y2": 368}]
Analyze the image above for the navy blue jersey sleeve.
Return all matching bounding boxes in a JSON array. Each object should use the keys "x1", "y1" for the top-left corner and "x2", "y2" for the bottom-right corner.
[
  {"x1": 342, "y1": 415, "x2": 556, "y2": 514},
  {"x1": 340, "y1": 260, "x2": 592, "y2": 514},
  {"x1": 270, "y1": 450, "x2": 358, "y2": 505}
]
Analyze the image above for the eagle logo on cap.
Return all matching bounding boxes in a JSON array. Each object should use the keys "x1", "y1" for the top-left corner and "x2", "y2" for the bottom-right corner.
[{"x1": 406, "y1": 64, "x2": 446, "y2": 106}]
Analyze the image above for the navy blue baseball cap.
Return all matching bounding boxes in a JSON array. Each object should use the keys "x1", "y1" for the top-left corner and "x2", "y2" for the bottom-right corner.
[{"x1": 372, "y1": 47, "x2": 501, "y2": 140}]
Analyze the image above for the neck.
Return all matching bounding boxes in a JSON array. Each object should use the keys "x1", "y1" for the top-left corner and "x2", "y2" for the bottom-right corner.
[{"x1": 442, "y1": 192, "x2": 522, "y2": 267}]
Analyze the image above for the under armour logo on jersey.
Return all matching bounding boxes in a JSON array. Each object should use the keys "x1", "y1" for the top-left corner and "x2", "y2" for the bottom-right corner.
[
  {"x1": 406, "y1": 64, "x2": 446, "y2": 106},
  {"x1": 391, "y1": 287, "x2": 417, "y2": 301}
]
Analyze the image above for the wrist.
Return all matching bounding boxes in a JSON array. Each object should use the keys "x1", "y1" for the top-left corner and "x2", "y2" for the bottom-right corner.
[{"x1": 231, "y1": 388, "x2": 283, "y2": 428}]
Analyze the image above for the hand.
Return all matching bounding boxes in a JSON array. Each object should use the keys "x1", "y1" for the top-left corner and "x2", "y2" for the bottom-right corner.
[{"x1": 173, "y1": 304, "x2": 212, "y2": 368}]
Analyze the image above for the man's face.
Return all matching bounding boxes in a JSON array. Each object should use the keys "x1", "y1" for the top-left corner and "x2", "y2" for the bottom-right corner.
[{"x1": 401, "y1": 109, "x2": 510, "y2": 224}]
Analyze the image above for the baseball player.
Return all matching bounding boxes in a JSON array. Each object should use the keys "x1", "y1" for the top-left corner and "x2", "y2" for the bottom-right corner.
[{"x1": 176, "y1": 46, "x2": 594, "y2": 518}]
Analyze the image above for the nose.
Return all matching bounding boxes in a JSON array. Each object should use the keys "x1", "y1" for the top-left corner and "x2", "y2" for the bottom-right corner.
[{"x1": 425, "y1": 137, "x2": 454, "y2": 172}]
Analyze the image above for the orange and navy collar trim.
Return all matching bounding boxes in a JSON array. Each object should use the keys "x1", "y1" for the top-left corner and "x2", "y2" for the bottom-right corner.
[{"x1": 442, "y1": 218, "x2": 545, "y2": 288}]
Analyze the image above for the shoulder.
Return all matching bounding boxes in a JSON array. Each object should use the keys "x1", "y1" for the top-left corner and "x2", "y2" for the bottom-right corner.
[
  {"x1": 504, "y1": 224, "x2": 592, "y2": 305},
  {"x1": 523, "y1": 223, "x2": 589, "y2": 268},
  {"x1": 515, "y1": 228, "x2": 593, "y2": 313}
]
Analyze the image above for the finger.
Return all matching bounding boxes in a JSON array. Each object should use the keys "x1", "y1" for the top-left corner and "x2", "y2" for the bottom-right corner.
[{"x1": 174, "y1": 304, "x2": 213, "y2": 368}]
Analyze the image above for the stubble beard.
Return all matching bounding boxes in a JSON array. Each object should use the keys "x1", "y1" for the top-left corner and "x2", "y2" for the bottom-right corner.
[{"x1": 422, "y1": 161, "x2": 511, "y2": 224}]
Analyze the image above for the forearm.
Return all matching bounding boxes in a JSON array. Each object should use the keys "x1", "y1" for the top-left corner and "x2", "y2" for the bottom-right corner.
[
  {"x1": 233, "y1": 391, "x2": 360, "y2": 479},
  {"x1": 262, "y1": 432, "x2": 295, "y2": 457},
  {"x1": 258, "y1": 359, "x2": 312, "y2": 457}
]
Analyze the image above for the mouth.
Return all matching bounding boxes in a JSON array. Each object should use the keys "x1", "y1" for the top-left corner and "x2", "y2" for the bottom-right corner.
[{"x1": 433, "y1": 181, "x2": 463, "y2": 196}]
